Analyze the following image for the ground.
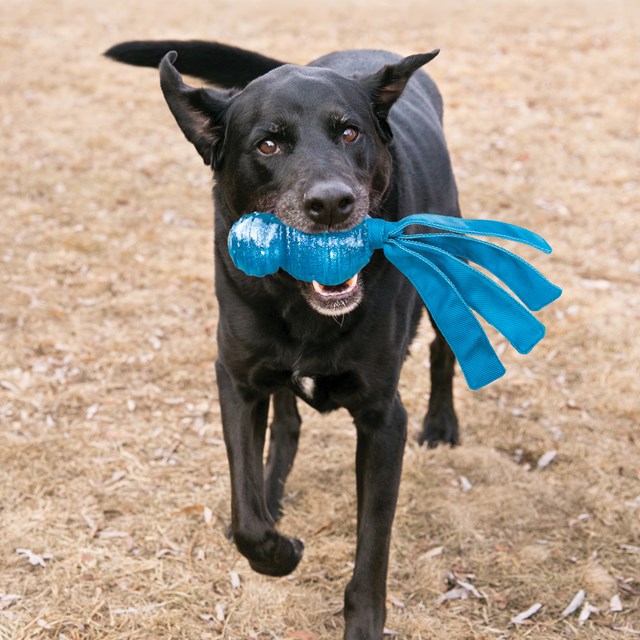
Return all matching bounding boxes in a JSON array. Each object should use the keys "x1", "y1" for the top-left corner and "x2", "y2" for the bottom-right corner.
[{"x1": 0, "y1": 0, "x2": 639, "y2": 638}]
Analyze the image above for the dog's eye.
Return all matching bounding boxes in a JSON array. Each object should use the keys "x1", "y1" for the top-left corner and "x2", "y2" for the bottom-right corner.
[
  {"x1": 342, "y1": 127, "x2": 359, "y2": 143},
  {"x1": 258, "y1": 139, "x2": 279, "y2": 156}
]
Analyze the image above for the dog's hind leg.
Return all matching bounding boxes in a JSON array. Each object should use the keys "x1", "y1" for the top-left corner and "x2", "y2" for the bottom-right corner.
[
  {"x1": 417, "y1": 314, "x2": 459, "y2": 447},
  {"x1": 264, "y1": 389, "x2": 301, "y2": 521},
  {"x1": 216, "y1": 361, "x2": 304, "y2": 577}
]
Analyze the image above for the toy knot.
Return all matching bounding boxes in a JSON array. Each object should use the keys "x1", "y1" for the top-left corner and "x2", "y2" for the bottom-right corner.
[{"x1": 367, "y1": 217, "x2": 390, "y2": 250}]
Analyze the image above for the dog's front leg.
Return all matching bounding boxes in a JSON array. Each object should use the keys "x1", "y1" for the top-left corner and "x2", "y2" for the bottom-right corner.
[
  {"x1": 216, "y1": 361, "x2": 304, "y2": 577},
  {"x1": 264, "y1": 389, "x2": 302, "y2": 521},
  {"x1": 344, "y1": 394, "x2": 408, "y2": 639}
]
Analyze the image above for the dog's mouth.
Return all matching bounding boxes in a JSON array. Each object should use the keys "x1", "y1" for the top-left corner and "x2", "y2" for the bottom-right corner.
[
  {"x1": 302, "y1": 273, "x2": 362, "y2": 316},
  {"x1": 312, "y1": 274, "x2": 359, "y2": 298}
]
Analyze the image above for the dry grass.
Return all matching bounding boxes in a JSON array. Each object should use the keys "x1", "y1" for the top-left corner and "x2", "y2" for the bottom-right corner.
[{"x1": 1, "y1": 0, "x2": 639, "y2": 638}]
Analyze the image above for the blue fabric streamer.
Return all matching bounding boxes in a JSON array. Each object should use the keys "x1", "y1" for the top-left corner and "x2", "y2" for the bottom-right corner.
[{"x1": 227, "y1": 212, "x2": 562, "y2": 389}]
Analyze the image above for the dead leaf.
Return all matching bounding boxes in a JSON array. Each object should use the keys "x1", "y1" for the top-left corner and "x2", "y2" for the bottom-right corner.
[
  {"x1": 537, "y1": 450, "x2": 557, "y2": 470},
  {"x1": 561, "y1": 590, "x2": 585, "y2": 617},
  {"x1": 199, "y1": 613, "x2": 217, "y2": 622},
  {"x1": 456, "y1": 579, "x2": 484, "y2": 600},
  {"x1": 81, "y1": 512, "x2": 100, "y2": 537},
  {"x1": 172, "y1": 504, "x2": 206, "y2": 517},
  {"x1": 437, "y1": 588, "x2": 469, "y2": 604},
  {"x1": 578, "y1": 602, "x2": 598, "y2": 624},
  {"x1": 610, "y1": 594, "x2": 623, "y2": 612},
  {"x1": 0, "y1": 380, "x2": 20, "y2": 393},
  {"x1": 387, "y1": 594, "x2": 405, "y2": 609},
  {"x1": 419, "y1": 545, "x2": 444, "y2": 560},
  {"x1": 312, "y1": 520, "x2": 333, "y2": 536},
  {"x1": 86, "y1": 403, "x2": 99, "y2": 419},
  {"x1": 511, "y1": 602, "x2": 543, "y2": 624},
  {"x1": 620, "y1": 544, "x2": 640, "y2": 554},
  {"x1": 98, "y1": 530, "x2": 129, "y2": 539},
  {"x1": 230, "y1": 571, "x2": 241, "y2": 589},
  {"x1": 15, "y1": 548, "x2": 51, "y2": 567},
  {"x1": 104, "y1": 470, "x2": 126, "y2": 486},
  {"x1": 579, "y1": 277, "x2": 612, "y2": 291},
  {"x1": 0, "y1": 594, "x2": 22, "y2": 610}
]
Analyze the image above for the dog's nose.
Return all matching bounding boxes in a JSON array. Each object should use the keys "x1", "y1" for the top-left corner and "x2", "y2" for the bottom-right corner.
[{"x1": 304, "y1": 181, "x2": 356, "y2": 227}]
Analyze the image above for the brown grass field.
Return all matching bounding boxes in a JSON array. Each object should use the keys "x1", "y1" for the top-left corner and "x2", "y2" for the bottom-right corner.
[{"x1": 1, "y1": 0, "x2": 639, "y2": 638}]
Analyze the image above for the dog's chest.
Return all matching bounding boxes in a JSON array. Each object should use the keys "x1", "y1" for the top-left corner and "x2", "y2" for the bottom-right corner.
[{"x1": 293, "y1": 373, "x2": 316, "y2": 399}]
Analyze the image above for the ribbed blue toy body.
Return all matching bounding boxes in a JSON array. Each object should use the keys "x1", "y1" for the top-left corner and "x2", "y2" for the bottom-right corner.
[
  {"x1": 227, "y1": 212, "x2": 562, "y2": 390},
  {"x1": 227, "y1": 212, "x2": 372, "y2": 285}
]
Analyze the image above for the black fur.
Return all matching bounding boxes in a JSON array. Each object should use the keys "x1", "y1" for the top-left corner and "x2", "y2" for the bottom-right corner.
[
  {"x1": 107, "y1": 40, "x2": 462, "y2": 639},
  {"x1": 105, "y1": 40, "x2": 285, "y2": 88}
]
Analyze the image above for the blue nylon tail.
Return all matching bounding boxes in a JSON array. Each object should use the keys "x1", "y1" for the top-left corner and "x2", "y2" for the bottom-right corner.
[
  {"x1": 387, "y1": 213, "x2": 553, "y2": 253},
  {"x1": 412, "y1": 234, "x2": 561, "y2": 311},
  {"x1": 374, "y1": 213, "x2": 562, "y2": 389},
  {"x1": 383, "y1": 242, "x2": 507, "y2": 390},
  {"x1": 400, "y1": 240, "x2": 546, "y2": 354}
]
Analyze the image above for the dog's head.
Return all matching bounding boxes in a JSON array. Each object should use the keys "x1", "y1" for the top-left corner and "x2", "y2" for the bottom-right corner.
[{"x1": 159, "y1": 50, "x2": 438, "y2": 315}]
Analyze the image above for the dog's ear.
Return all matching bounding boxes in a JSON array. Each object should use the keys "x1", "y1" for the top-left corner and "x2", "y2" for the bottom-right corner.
[
  {"x1": 361, "y1": 50, "x2": 440, "y2": 140},
  {"x1": 159, "y1": 51, "x2": 232, "y2": 168}
]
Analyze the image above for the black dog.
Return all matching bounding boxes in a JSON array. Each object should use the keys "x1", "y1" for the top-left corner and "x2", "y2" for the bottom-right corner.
[{"x1": 106, "y1": 40, "x2": 461, "y2": 639}]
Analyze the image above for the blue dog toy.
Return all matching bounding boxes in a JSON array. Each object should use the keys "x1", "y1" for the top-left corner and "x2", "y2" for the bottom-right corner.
[{"x1": 228, "y1": 212, "x2": 562, "y2": 390}]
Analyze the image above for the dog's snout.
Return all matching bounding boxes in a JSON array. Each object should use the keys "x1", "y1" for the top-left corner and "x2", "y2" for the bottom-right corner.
[{"x1": 304, "y1": 181, "x2": 356, "y2": 227}]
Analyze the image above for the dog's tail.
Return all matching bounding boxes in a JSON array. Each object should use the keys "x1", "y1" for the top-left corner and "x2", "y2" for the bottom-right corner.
[{"x1": 104, "y1": 40, "x2": 287, "y2": 89}]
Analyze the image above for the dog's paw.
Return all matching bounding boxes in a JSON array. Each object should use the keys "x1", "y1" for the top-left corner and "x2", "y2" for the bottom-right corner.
[
  {"x1": 417, "y1": 407, "x2": 459, "y2": 448},
  {"x1": 248, "y1": 534, "x2": 304, "y2": 577},
  {"x1": 235, "y1": 529, "x2": 304, "y2": 577}
]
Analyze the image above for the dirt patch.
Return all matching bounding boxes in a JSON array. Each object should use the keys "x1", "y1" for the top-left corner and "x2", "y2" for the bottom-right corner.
[{"x1": 1, "y1": 0, "x2": 638, "y2": 638}]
